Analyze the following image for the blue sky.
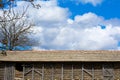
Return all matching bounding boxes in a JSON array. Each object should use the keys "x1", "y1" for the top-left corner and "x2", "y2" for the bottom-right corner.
[
  {"x1": 58, "y1": 0, "x2": 120, "y2": 19},
  {"x1": 2, "y1": 0, "x2": 120, "y2": 19},
  {"x1": 1, "y1": 0, "x2": 120, "y2": 50}
]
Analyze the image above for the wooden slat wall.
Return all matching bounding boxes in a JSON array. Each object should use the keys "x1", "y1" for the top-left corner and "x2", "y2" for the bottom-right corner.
[
  {"x1": 18, "y1": 62, "x2": 120, "y2": 80},
  {"x1": 1, "y1": 62, "x2": 120, "y2": 80},
  {"x1": 4, "y1": 63, "x2": 15, "y2": 80}
]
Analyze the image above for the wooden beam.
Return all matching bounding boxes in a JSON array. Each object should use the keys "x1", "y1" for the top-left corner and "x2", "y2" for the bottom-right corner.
[
  {"x1": 51, "y1": 65, "x2": 54, "y2": 80},
  {"x1": 81, "y1": 63, "x2": 84, "y2": 80},
  {"x1": 23, "y1": 64, "x2": 25, "y2": 80},
  {"x1": 61, "y1": 64, "x2": 63, "y2": 80},
  {"x1": 12, "y1": 64, "x2": 15, "y2": 80},
  {"x1": 34, "y1": 70, "x2": 42, "y2": 75},
  {"x1": 83, "y1": 69, "x2": 93, "y2": 76},
  {"x1": 24, "y1": 69, "x2": 32, "y2": 76},
  {"x1": 4, "y1": 63, "x2": 6, "y2": 80},
  {"x1": 92, "y1": 65, "x2": 94, "y2": 80},
  {"x1": 32, "y1": 64, "x2": 34, "y2": 80},
  {"x1": 71, "y1": 64, "x2": 74, "y2": 80},
  {"x1": 42, "y1": 64, "x2": 44, "y2": 80},
  {"x1": 102, "y1": 64, "x2": 104, "y2": 77}
]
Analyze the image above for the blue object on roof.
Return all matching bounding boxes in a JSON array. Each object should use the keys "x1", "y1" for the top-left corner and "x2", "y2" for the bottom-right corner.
[{"x1": 0, "y1": 0, "x2": 17, "y2": 8}]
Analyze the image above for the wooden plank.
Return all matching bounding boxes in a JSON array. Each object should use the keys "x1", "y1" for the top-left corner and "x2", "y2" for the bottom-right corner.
[
  {"x1": 61, "y1": 64, "x2": 63, "y2": 80},
  {"x1": 81, "y1": 63, "x2": 84, "y2": 80},
  {"x1": 83, "y1": 69, "x2": 93, "y2": 76},
  {"x1": 34, "y1": 70, "x2": 42, "y2": 75},
  {"x1": 103, "y1": 63, "x2": 114, "y2": 80},
  {"x1": 12, "y1": 64, "x2": 15, "y2": 80},
  {"x1": 102, "y1": 64, "x2": 104, "y2": 80},
  {"x1": 51, "y1": 65, "x2": 54, "y2": 80},
  {"x1": 23, "y1": 64, "x2": 25, "y2": 80},
  {"x1": 82, "y1": 63, "x2": 94, "y2": 80},
  {"x1": 4, "y1": 63, "x2": 15, "y2": 80},
  {"x1": 4, "y1": 63, "x2": 6, "y2": 80},
  {"x1": 24, "y1": 69, "x2": 32, "y2": 76},
  {"x1": 71, "y1": 64, "x2": 74, "y2": 80},
  {"x1": 42, "y1": 64, "x2": 44, "y2": 80},
  {"x1": 92, "y1": 65, "x2": 94, "y2": 80},
  {"x1": 0, "y1": 63, "x2": 4, "y2": 80},
  {"x1": 32, "y1": 64, "x2": 34, "y2": 80}
]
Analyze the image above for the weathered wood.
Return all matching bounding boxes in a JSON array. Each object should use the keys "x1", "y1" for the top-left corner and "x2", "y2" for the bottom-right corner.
[
  {"x1": 2, "y1": 62, "x2": 120, "y2": 80},
  {"x1": 34, "y1": 70, "x2": 42, "y2": 75},
  {"x1": 24, "y1": 69, "x2": 32, "y2": 75},
  {"x1": 71, "y1": 64, "x2": 74, "y2": 80},
  {"x1": 4, "y1": 63, "x2": 6, "y2": 80},
  {"x1": 12, "y1": 65, "x2": 15, "y2": 80},
  {"x1": 32, "y1": 64, "x2": 34, "y2": 80},
  {"x1": 83, "y1": 69, "x2": 93, "y2": 76},
  {"x1": 81, "y1": 63, "x2": 84, "y2": 80},
  {"x1": 0, "y1": 63, "x2": 4, "y2": 80},
  {"x1": 4, "y1": 63, "x2": 15, "y2": 80},
  {"x1": 51, "y1": 65, "x2": 54, "y2": 80},
  {"x1": 103, "y1": 64, "x2": 114, "y2": 80},
  {"x1": 42, "y1": 64, "x2": 44, "y2": 80},
  {"x1": 92, "y1": 65, "x2": 94, "y2": 80},
  {"x1": 23, "y1": 64, "x2": 25, "y2": 80},
  {"x1": 81, "y1": 63, "x2": 95, "y2": 80},
  {"x1": 61, "y1": 64, "x2": 63, "y2": 80}
]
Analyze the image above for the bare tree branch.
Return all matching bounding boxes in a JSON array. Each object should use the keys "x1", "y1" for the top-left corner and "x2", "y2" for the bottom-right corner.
[
  {"x1": 0, "y1": 6, "x2": 35, "y2": 51},
  {"x1": 0, "y1": 5, "x2": 29, "y2": 22}
]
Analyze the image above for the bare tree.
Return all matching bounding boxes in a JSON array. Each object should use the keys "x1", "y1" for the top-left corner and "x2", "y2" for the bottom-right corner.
[
  {"x1": 0, "y1": 6, "x2": 35, "y2": 50},
  {"x1": 0, "y1": 0, "x2": 41, "y2": 10}
]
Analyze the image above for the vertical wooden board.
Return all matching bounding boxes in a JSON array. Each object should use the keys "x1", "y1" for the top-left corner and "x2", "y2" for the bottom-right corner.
[
  {"x1": 113, "y1": 63, "x2": 120, "y2": 80},
  {"x1": 103, "y1": 63, "x2": 114, "y2": 80},
  {"x1": 84, "y1": 63, "x2": 93, "y2": 73},
  {"x1": 61, "y1": 64, "x2": 64, "y2": 80},
  {"x1": 24, "y1": 71, "x2": 32, "y2": 80},
  {"x1": 83, "y1": 63, "x2": 93, "y2": 80},
  {"x1": 54, "y1": 63, "x2": 61, "y2": 80},
  {"x1": 63, "y1": 63, "x2": 72, "y2": 80},
  {"x1": 73, "y1": 63, "x2": 82, "y2": 80},
  {"x1": 0, "y1": 63, "x2": 4, "y2": 80},
  {"x1": 24, "y1": 64, "x2": 32, "y2": 80},
  {"x1": 34, "y1": 72, "x2": 41, "y2": 80},
  {"x1": 34, "y1": 63, "x2": 42, "y2": 80},
  {"x1": 34, "y1": 63, "x2": 42, "y2": 73},
  {"x1": 94, "y1": 63, "x2": 103, "y2": 80},
  {"x1": 83, "y1": 71, "x2": 92, "y2": 80},
  {"x1": 44, "y1": 63, "x2": 52, "y2": 80},
  {"x1": 24, "y1": 64, "x2": 32, "y2": 73},
  {"x1": 4, "y1": 63, "x2": 15, "y2": 80},
  {"x1": 42, "y1": 64, "x2": 44, "y2": 80}
]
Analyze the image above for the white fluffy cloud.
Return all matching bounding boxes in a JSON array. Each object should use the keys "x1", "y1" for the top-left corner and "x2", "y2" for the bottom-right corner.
[
  {"x1": 13, "y1": 1, "x2": 120, "y2": 50},
  {"x1": 66, "y1": 0, "x2": 103, "y2": 6},
  {"x1": 16, "y1": 1, "x2": 69, "y2": 26},
  {"x1": 80, "y1": 0, "x2": 103, "y2": 6},
  {"x1": 74, "y1": 12, "x2": 104, "y2": 28}
]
